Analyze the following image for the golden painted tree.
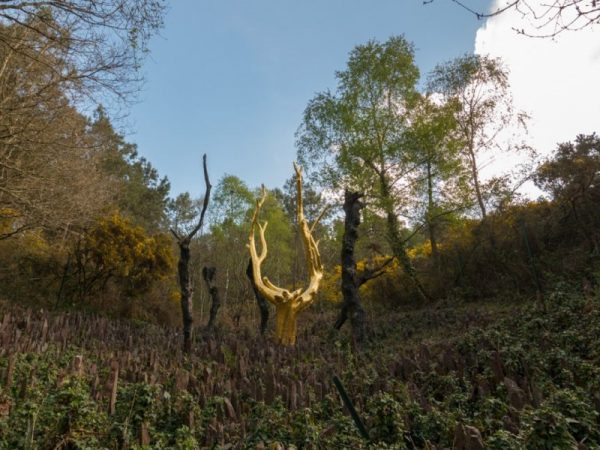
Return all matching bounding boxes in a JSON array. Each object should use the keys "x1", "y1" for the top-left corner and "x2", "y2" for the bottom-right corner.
[{"x1": 248, "y1": 164, "x2": 324, "y2": 345}]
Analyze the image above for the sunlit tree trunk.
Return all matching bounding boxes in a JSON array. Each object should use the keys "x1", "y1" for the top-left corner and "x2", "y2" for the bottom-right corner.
[
  {"x1": 378, "y1": 171, "x2": 431, "y2": 301},
  {"x1": 468, "y1": 143, "x2": 487, "y2": 219},
  {"x1": 426, "y1": 160, "x2": 440, "y2": 265},
  {"x1": 275, "y1": 305, "x2": 297, "y2": 346}
]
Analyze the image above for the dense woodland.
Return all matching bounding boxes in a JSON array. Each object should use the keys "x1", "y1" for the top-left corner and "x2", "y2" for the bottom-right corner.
[{"x1": 1, "y1": 1, "x2": 600, "y2": 449}]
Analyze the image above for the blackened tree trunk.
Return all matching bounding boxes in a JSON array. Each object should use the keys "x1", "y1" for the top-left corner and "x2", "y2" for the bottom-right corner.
[
  {"x1": 335, "y1": 191, "x2": 367, "y2": 342},
  {"x1": 55, "y1": 254, "x2": 71, "y2": 309},
  {"x1": 171, "y1": 154, "x2": 212, "y2": 353},
  {"x1": 203, "y1": 266, "x2": 220, "y2": 331},
  {"x1": 177, "y1": 244, "x2": 194, "y2": 353},
  {"x1": 246, "y1": 258, "x2": 270, "y2": 334}
]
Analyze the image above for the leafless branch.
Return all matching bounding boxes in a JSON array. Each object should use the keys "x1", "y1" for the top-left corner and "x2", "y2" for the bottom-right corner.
[
  {"x1": 179, "y1": 154, "x2": 211, "y2": 243},
  {"x1": 425, "y1": 0, "x2": 600, "y2": 37},
  {"x1": 357, "y1": 256, "x2": 394, "y2": 286}
]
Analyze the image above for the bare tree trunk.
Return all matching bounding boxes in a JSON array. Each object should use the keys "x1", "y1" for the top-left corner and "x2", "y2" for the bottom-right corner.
[
  {"x1": 334, "y1": 191, "x2": 367, "y2": 343},
  {"x1": 378, "y1": 172, "x2": 431, "y2": 302},
  {"x1": 246, "y1": 258, "x2": 270, "y2": 335},
  {"x1": 171, "y1": 154, "x2": 212, "y2": 353},
  {"x1": 199, "y1": 286, "x2": 205, "y2": 322},
  {"x1": 292, "y1": 229, "x2": 299, "y2": 290},
  {"x1": 426, "y1": 160, "x2": 440, "y2": 267},
  {"x1": 467, "y1": 144, "x2": 499, "y2": 250},
  {"x1": 55, "y1": 254, "x2": 71, "y2": 310},
  {"x1": 178, "y1": 243, "x2": 193, "y2": 353},
  {"x1": 203, "y1": 266, "x2": 220, "y2": 331},
  {"x1": 224, "y1": 267, "x2": 229, "y2": 308},
  {"x1": 468, "y1": 146, "x2": 487, "y2": 219}
]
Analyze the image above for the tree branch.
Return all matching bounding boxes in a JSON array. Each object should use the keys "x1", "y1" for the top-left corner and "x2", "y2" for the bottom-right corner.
[
  {"x1": 357, "y1": 256, "x2": 394, "y2": 286},
  {"x1": 184, "y1": 154, "x2": 212, "y2": 241}
]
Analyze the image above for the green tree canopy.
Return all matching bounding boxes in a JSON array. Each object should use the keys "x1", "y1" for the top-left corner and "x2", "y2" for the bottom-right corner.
[
  {"x1": 297, "y1": 35, "x2": 420, "y2": 203},
  {"x1": 427, "y1": 54, "x2": 526, "y2": 218},
  {"x1": 296, "y1": 35, "x2": 430, "y2": 299},
  {"x1": 402, "y1": 95, "x2": 467, "y2": 260},
  {"x1": 210, "y1": 175, "x2": 255, "y2": 227}
]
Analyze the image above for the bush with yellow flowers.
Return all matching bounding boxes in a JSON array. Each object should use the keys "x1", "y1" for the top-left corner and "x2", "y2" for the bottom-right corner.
[{"x1": 72, "y1": 213, "x2": 175, "y2": 303}]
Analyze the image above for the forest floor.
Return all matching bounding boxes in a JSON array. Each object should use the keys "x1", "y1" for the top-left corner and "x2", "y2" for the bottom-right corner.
[{"x1": 1, "y1": 283, "x2": 599, "y2": 449}]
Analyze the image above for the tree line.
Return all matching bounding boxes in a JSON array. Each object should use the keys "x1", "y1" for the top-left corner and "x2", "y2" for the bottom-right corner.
[{"x1": 1, "y1": 2, "x2": 598, "y2": 349}]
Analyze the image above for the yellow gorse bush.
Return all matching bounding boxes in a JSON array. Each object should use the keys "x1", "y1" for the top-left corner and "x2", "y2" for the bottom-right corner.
[
  {"x1": 320, "y1": 255, "x2": 399, "y2": 304},
  {"x1": 82, "y1": 213, "x2": 175, "y2": 291},
  {"x1": 0, "y1": 208, "x2": 19, "y2": 235}
]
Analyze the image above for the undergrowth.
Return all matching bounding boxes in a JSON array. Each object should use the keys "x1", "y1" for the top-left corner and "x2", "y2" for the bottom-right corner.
[{"x1": 0, "y1": 283, "x2": 599, "y2": 448}]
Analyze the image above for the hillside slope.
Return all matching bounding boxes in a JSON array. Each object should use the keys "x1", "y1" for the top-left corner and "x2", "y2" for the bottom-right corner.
[{"x1": 0, "y1": 286, "x2": 599, "y2": 449}]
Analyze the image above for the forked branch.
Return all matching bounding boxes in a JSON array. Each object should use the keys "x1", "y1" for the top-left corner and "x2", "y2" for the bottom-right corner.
[
  {"x1": 170, "y1": 154, "x2": 212, "y2": 244},
  {"x1": 247, "y1": 163, "x2": 325, "y2": 344},
  {"x1": 293, "y1": 163, "x2": 324, "y2": 310},
  {"x1": 247, "y1": 185, "x2": 288, "y2": 303}
]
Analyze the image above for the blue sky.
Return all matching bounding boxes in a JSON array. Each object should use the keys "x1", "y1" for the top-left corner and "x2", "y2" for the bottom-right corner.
[{"x1": 129, "y1": 0, "x2": 493, "y2": 198}]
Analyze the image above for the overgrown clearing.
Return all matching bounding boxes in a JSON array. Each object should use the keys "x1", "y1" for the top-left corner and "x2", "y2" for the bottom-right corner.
[
  {"x1": 2, "y1": 2, "x2": 600, "y2": 449},
  {"x1": 1, "y1": 285, "x2": 599, "y2": 448}
]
